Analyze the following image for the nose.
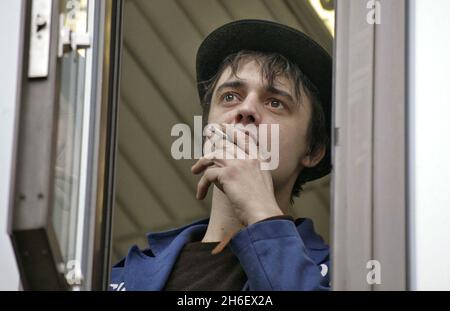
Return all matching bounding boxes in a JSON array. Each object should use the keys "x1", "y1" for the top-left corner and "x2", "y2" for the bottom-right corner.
[{"x1": 234, "y1": 94, "x2": 261, "y2": 126}]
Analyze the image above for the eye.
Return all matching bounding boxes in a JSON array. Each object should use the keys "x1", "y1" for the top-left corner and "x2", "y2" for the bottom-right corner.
[
  {"x1": 267, "y1": 99, "x2": 284, "y2": 110},
  {"x1": 224, "y1": 93, "x2": 235, "y2": 102},
  {"x1": 221, "y1": 92, "x2": 239, "y2": 104}
]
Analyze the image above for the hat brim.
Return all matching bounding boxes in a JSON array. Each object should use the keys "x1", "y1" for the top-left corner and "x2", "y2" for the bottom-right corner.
[{"x1": 196, "y1": 19, "x2": 332, "y2": 183}]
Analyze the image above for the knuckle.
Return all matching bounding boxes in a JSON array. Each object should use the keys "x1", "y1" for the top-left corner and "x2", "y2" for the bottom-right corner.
[{"x1": 225, "y1": 166, "x2": 238, "y2": 179}]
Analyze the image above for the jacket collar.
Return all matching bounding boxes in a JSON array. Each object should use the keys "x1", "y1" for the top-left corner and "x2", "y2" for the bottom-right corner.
[
  {"x1": 145, "y1": 218, "x2": 210, "y2": 256},
  {"x1": 146, "y1": 216, "x2": 328, "y2": 256},
  {"x1": 296, "y1": 218, "x2": 328, "y2": 250}
]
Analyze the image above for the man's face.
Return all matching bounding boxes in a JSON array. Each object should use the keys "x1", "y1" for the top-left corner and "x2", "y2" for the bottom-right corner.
[{"x1": 207, "y1": 59, "x2": 315, "y2": 192}]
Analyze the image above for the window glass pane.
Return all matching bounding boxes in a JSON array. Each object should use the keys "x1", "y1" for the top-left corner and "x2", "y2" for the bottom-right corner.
[{"x1": 52, "y1": 0, "x2": 88, "y2": 266}]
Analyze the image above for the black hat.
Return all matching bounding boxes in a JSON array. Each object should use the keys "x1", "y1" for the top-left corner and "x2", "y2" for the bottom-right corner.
[{"x1": 196, "y1": 19, "x2": 332, "y2": 183}]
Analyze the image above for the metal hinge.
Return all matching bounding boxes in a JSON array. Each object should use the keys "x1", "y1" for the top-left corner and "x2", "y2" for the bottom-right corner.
[{"x1": 57, "y1": 13, "x2": 91, "y2": 57}]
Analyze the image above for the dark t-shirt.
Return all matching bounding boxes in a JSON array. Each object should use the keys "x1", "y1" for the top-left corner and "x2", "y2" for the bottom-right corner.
[
  {"x1": 163, "y1": 241, "x2": 247, "y2": 291},
  {"x1": 163, "y1": 215, "x2": 295, "y2": 291}
]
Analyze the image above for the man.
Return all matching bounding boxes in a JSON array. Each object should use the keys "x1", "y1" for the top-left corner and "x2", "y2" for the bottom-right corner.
[{"x1": 110, "y1": 19, "x2": 332, "y2": 291}]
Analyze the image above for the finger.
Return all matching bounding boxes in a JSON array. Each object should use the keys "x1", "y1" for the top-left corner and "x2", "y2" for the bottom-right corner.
[
  {"x1": 232, "y1": 124, "x2": 273, "y2": 163},
  {"x1": 209, "y1": 124, "x2": 257, "y2": 158},
  {"x1": 232, "y1": 123, "x2": 258, "y2": 147},
  {"x1": 191, "y1": 151, "x2": 227, "y2": 174},
  {"x1": 191, "y1": 158, "x2": 215, "y2": 175},
  {"x1": 196, "y1": 167, "x2": 222, "y2": 200},
  {"x1": 205, "y1": 124, "x2": 259, "y2": 160},
  {"x1": 223, "y1": 124, "x2": 258, "y2": 158},
  {"x1": 203, "y1": 126, "x2": 230, "y2": 155},
  {"x1": 223, "y1": 138, "x2": 247, "y2": 160},
  {"x1": 207, "y1": 134, "x2": 236, "y2": 159},
  {"x1": 203, "y1": 128, "x2": 237, "y2": 160},
  {"x1": 206, "y1": 136, "x2": 246, "y2": 161}
]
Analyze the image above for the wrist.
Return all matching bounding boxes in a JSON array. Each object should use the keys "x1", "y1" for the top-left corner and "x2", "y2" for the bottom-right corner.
[{"x1": 245, "y1": 203, "x2": 284, "y2": 226}]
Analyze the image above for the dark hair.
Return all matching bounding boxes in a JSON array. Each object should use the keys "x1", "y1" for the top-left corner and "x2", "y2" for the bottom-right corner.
[{"x1": 198, "y1": 50, "x2": 328, "y2": 203}]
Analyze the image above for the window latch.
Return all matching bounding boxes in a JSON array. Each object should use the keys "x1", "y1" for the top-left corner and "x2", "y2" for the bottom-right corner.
[{"x1": 57, "y1": 13, "x2": 91, "y2": 57}]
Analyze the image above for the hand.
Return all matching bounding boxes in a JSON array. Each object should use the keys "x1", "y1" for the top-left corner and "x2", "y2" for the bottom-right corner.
[{"x1": 191, "y1": 124, "x2": 284, "y2": 226}]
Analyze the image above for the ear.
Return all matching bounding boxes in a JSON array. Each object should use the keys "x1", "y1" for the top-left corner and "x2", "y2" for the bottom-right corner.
[{"x1": 300, "y1": 144, "x2": 326, "y2": 168}]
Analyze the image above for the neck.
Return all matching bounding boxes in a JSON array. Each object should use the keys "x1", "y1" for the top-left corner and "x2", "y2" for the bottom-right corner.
[
  {"x1": 201, "y1": 187, "x2": 244, "y2": 242},
  {"x1": 201, "y1": 183, "x2": 293, "y2": 243}
]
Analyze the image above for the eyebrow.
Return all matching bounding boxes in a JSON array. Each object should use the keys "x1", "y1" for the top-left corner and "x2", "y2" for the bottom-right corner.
[
  {"x1": 215, "y1": 80, "x2": 245, "y2": 95},
  {"x1": 215, "y1": 80, "x2": 295, "y2": 103},
  {"x1": 266, "y1": 85, "x2": 295, "y2": 103}
]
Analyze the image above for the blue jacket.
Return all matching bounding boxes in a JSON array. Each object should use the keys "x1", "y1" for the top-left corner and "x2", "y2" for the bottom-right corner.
[{"x1": 109, "y1": 217, "x2": 330, "y2": 291}]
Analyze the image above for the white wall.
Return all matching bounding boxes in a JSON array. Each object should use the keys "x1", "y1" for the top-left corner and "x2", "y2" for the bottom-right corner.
[
  {"x1": 408, "y1": 0, "x2": 450, "y2": 290},
  {"x1": 0, "y1": 0, "x2": 23, "y2": 290}
]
